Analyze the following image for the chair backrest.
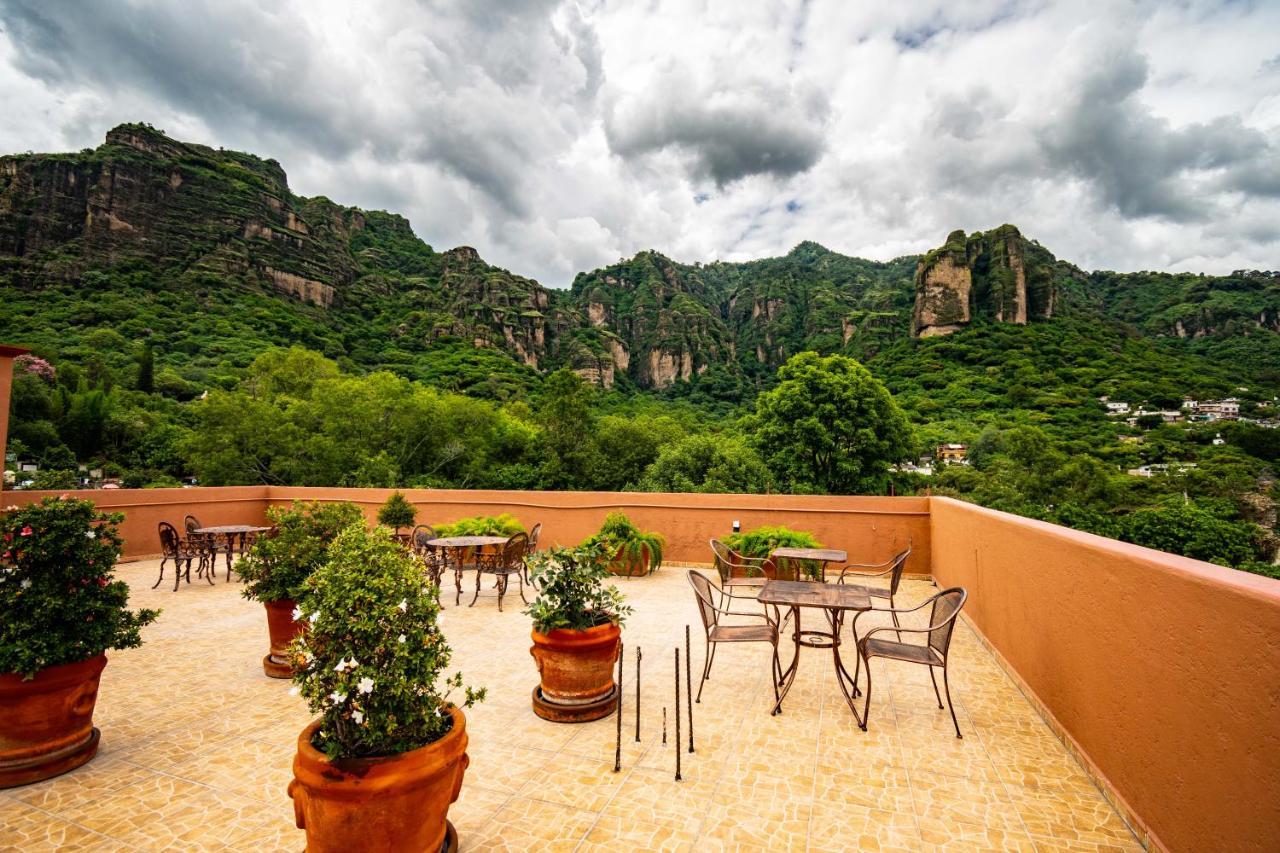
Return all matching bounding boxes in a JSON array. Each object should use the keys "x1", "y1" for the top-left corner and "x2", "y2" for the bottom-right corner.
[
  {"x1": 886, "y1": 544, "x2": 913, "y2": 596},
  {"x1": 709, "y1": 539, "x2": 754, "y2": 581},
  {"x1": 686, "y1": 570, "x2": 721, "y2": 633},
  {"x1": 184, "y1": 515, "x2": 201, "y2": 535},
  {"x1": 528, "y1": 522, "x2": 542, "y2": 551},
  {"x1": 927, "y1": 587, "x2": 968, "y2": 659},
  {"x1": 501, "y1": 532, "x2": 530, "y2": 569},
  {"x1": 158, "y1": 522, "x2": 182, "y2": 557},
  {"x1": 412, "y1": 524, "x2": 437, "y2": 551}
]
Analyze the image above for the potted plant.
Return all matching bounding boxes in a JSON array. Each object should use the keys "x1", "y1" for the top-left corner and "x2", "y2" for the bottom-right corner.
[
  {"x1": 376, "y1": 492, "x2": 417, "y2": 541},
  {"x1": 583, "y1": 512, "x2": 664, "y2": 577},
  {"x1": 287, "y1": 524, "x2": 484, "y2": 852},
  {"x1": 237, "y1": 501, "x2": 363, "y2": 678},
  {"x1": 525, "y1": 543, "x2": 631, "y2": 722},
  {"x1": 724, "y1": 525, "x2": 823, "y2": 580},
  {"x1": 434, "y1": 514, "x2": 524, "y2": 537},
  {"x1": 0, "y1": 497, "x2": 159, "y2": 787}
]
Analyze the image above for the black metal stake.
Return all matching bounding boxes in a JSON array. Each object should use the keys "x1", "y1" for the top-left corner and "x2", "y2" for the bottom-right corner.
[
  {"x1": 613, "y1": 641, "x2": 623, "y2": 773},
  {"x1": 685, "y1": 625, "x2": 694, "y2": 753},
  {"x1": 635, "y1": 646, "x2": 642, "y2": 743},
  {"x1": 674, "y1": 647, "x2": 682, "y2": 782},
  {"x1": 662, "y1": 707, "x2": 667, "y2": 744}
]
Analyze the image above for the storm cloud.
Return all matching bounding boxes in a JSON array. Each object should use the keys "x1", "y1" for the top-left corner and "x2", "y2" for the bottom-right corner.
[{"x1": 0, "y1": 0, "x2": 1277, "y2": 284}]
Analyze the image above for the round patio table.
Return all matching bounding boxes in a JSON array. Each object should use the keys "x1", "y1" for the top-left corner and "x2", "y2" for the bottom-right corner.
[
  {"x1": 193, "y1": 525, "x2": 271, "y2": 581},
  {"x1": 426, "y1": 536, "x2": 509, "y2": 606}
]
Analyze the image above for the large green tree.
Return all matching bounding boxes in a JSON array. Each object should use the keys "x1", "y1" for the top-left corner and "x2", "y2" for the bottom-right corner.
[{"x1": 748, "y1": 352, "x2": 914, "y2": 494}]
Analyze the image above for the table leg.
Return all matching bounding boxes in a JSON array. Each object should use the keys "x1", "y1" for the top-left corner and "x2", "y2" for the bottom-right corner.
[
  {"x1": 829, "y1": 609, "x2": 865, "y2": 727},
  {"x1": 771, "y1": 606, "x2": 802, "y2": 716}
]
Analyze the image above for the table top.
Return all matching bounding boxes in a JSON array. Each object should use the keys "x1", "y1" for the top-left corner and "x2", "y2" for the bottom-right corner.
[
  {"x1": 757, "y1": 579, "x2": 871, "y2": 611},
  {"x1": 193, "y1": 525, "x2": 271, "y2": 535},
  {"x1": 426, "y1": 535, "x2": 509, "y2": 548},
  {"x1": 771, "y1": 547, "x2": 848, "y2": 563}
]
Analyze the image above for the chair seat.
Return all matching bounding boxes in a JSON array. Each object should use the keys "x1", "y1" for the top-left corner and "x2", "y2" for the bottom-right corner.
[
  {"x1": 841, "y1": 582, "x2": 890, "y2": 600},
  {"x1": 724, "y1": 576, "x2": 766, "y2": 588},
  {"x1": 862, "y1": 638, "x2": 942, "y2": 665},
  {"x1": 710, "y1": 624, "x2": 776, "y2": 643}
]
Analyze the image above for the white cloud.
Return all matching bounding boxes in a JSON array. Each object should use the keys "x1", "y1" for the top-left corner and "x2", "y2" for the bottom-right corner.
[{"x1": 0, "y1": 0, "x2": 1277, "y2": 285}]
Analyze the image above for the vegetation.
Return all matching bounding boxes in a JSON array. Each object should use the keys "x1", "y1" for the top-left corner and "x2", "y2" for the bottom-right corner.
[
  {"x1": 236, "y1": 501, "x2": 365, "y2": 603},
  {"x1": 0, "y1": 497, "x2": 159, "y2": 678},
  {"x1": 434, "y1": 514, "x2": 525, "y2": 537},
  {"x1": 724, "y1": 525, "x2": 821, "y2": 559},
  {"x1": 289, "y1": 524, "x2": 484, "y2": 760},
  {"x1": 583, "y1": 512, "x2": 664, "y2": 574},
  {"x1": 376, "y1": 492, "x2": 417, "y2": 536},
  {"x1": 524, "y1": 543, "x2": 632, "y2": 633}
]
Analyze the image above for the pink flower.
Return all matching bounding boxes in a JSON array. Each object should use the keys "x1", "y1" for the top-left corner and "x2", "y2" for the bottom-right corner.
[
  {"x1": 19, "y1": 526, "x2": 33, "y2": 537},
  {"x1": 97, "y1": 577, "x2": 109, "y2": 587}
]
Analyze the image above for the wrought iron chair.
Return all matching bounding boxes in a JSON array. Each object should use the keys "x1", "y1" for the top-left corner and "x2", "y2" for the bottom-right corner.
[
  {"x1": 472, "y1": 532, "x2": 529, "y2": 612},
  {"x1": 835, "y1": 544, "x2": 912, "y2": 636},
  {"x1": 851, "y1": 587, "x2": 968, "y2": 737},
  {"x1": 522, "y1": 522, "x2": 542, "y2": 582},
  {"x1": 709, "y1": 539, "x2": 769, "y2": 595},
  {"x1": 686, "y1": 570, "x2": 781, "y2": 705},
  {"x1": 411, "y1": 524, "x2": 443, "y2": 587},
  {"x1": 154, "y1": 521, "x2": 208, "y2": 591},
  {"x1": 184, "y1": 514, "x2": 228, "y2": 580}
]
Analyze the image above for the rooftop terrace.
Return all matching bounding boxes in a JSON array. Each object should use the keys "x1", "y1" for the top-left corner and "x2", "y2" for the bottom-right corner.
[{"x1": 2, "y1": 486, "x2": 1278, "y2": 852}]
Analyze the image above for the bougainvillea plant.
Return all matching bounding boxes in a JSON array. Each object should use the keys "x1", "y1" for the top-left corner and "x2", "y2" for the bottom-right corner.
[
  {"x1": 14, "y1": 353, "x2": 55, "y2": 382},
  {"x1": 236, "y1": 501, "x2": 364, "y2": 604},
  {"x1": 524, "y1": 542, "x2": 632, "y2": 634},
  {"x1": 288, "y1": 524, "x2": 484, "y2": 760},
  {"x1": 0, "y1": 497, "x2": 159, "y2": 679}
]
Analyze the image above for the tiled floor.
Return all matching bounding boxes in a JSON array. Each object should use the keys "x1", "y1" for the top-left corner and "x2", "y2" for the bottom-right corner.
[{"x1": 0, "y1": 558, "x2": 1142, "y2": 851}]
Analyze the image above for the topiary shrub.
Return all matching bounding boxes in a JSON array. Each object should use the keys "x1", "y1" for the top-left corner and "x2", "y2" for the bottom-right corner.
[
  {"x1": 434, "y1": 514, "x2": 524, "y2": 537},
  {"x1": 582, "y1": 512, "x2": 664, "y2": 576},
  {"x1": 1, "y1": 497, "x2": 159, "y2": 679},
  {"x1": 237, "y1": 501, "x2": 364, "y2": 604},
  {"x1": 288, "y1": 524, "x2": 484, "y2": 760},
  {"x1": 376, "y1": 492, "x2": 417, "y2": 536}
]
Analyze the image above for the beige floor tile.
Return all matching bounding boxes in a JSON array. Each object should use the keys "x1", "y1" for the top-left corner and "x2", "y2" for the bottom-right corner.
[
  {"x1": 465, "y1": 796, "x2": 597, "y2": 851},
  {"x1": 806, "y1": 801, "x2": 923, "y2": 852}
]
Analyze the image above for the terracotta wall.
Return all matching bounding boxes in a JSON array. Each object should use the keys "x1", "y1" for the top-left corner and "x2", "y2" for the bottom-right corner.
[
  {"x1": 929, "y1": 496, "x2": 1280, "y2": 853},
  {"x1": 6, "y1": 487, "x2": 270, "y2": 559},
  {"x1": 267, "y1": 487, "x2": 931, "y2": 571}
]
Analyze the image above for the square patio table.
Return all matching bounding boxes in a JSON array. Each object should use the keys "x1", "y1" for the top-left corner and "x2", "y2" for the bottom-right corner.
[
  {"x1": 757, "y1": 579, "x2": 870, "y2": 722},
  {"x1": 769, "y1": 546, "x2": 847, "y2": 582}
]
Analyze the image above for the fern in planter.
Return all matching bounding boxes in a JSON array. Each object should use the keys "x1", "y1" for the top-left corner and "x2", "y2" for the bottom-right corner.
[
  {"x1": 434, "y1": 514, "x2": 524, "y2": 537},
  {"x1": 583, "y1": 512, "x2": 664, "y2": 576},
  {"x1": 725, "y1": 525, "x2": 823, "y2": 580}
]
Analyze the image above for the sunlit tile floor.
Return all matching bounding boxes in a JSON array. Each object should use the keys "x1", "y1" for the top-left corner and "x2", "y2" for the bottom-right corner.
[{"x1": 0, "y1": 558, "x2": 1142, "y2": 852}]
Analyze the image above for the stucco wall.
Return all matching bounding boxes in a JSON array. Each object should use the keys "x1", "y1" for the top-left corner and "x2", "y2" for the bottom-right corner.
[
  {"x1": 0, "y1": 346, "x2": 26, "y2": 477},
  {"x1": 929, "y1": 496, "x2": 1280, "y2": 853}
]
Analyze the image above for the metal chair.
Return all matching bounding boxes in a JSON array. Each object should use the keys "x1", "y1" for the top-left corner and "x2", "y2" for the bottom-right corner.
[
  {"x1": 471, "y1": 532, "x2": 529, "y2": 612},
  {"x1": 154, "y1": 521, "x2": 207, "y2": 591},
  {"x1": 709, "y1": 539, "x2": 769, "y2": 595},
  {"x1": 411, "y1": 524, "x2": 443, "y2": 587},
  {"x1": 851, "y1": 587, "x2": 968, "y2": 737},
  {"x1": 686, "y1": 570, "x2": 781, "y2": 705},
  {"x1": 184, "y1": 514, "x2": 228, "y2": 580},
  {"x1": 522, "y1": 522, "x2": 542, "y2": 582},
  {"x1": 836, "y1": 544, "x2": 912, "y2": 636}
]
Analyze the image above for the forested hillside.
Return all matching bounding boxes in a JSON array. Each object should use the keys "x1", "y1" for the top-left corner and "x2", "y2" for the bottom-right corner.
[{"x1": 2, "y1": 124, "x2": 1278, "y2": 576}]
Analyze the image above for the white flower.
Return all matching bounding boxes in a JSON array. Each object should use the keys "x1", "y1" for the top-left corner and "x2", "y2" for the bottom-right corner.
[
  {"x1": 352, "y1": 710, "x2": 364, "y2": 724},
  {"x1": 292, "y1": 606, "x2": 304, "y2": 622},
  {"x1": 333, "y1": 658, "x2": 347, "y2": 672},
  {"x1": 347, "y1": 656, "x2": 359, "y2": 668},
  {"x1": 328, "y1": 691, "x2": 346, "y2": 705},
  {"x1": 357, "y1": 677, "x2": 375, "y2": 694},
  {"x1": 397, "y1": 634, "x2": 407, "y2": 644},
  {"x1": 304, "y1": 651, "x2": 315, "y2": 663},
  {"x1": 84, "y1": 530, "x2": 96, "y2": 539},
  {"x1": 311, "y1": 611, "x2": 320, "y2": 623},
  {"x1": 397, "y1": 599, "x2": 408, "y2": 613},
  {"x1": 20, "y1": 578, "x2": 31, "y2": 589}
]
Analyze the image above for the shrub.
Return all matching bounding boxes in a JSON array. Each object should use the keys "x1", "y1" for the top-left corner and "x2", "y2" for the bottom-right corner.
[
  {"x1": 289, "y1": 525, "x2": 484, "y2": 760},
  {"x1": 435, "y1": 514, "x2": 524, "y2": 537},
  {"x1": 1, "y1": 497, "x2": 159, "y2": 679},
  {"x1": 237, "y1": 501, "x2": 365, "y2": 603},
  {"x1": 724, "y1": 525, "x2": 821, "y2": 559},
  {"x1": 376, "y1": 492, "x2": 417, "y2": 534},
  {"x1": 525, "y1": 543, "x2": 632, "y2": 633},
  {"x1": 582, "y1": 511, "x2": 664, "y2": 573}
]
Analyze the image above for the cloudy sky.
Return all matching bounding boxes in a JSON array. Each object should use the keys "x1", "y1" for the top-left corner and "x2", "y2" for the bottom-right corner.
[{"x1": 2, "y1": 0, "x2": 1278, "y2": 285}]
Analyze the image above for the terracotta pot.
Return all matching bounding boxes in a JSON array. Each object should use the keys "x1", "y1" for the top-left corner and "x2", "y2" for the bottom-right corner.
[
  {"x1": 605, "y1": 544, "x2": 652, "y2": 577},
  {"x1": 530, "y1": 621, "x2": 621, "y2": 707},
  {"x1": 0, "y1": 655, "x2": 106, "y2": 788},
  {"x1": 289, "y1": 706, "x2": 469, "y2": 853},
  {"x1": 263, "y1": 599, "x2": 307, "y2": 678}
]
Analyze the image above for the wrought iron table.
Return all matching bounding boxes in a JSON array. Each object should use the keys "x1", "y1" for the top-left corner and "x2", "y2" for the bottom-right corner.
[
  {"x1": 757, "y1": 579, "x2": 871, "y2": 723},
  {"x1": 426, "y1": 536, "x2": 509, "y2": 606},
  {"x1": 192, "y1": 525, "x2": 271, "y2": 580}
]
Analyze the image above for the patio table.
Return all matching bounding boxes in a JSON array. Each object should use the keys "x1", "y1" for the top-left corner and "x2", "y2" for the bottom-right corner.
[
  {"x1": 192, "y1": 525, "x2": 272, "y2": 580},
  {"x1": 426, "y1": 536, "x2": 510, "y2": 606},
  {"x1": 769, "y1": 546, "x2": 847, "y2": 582},
  {"x1": 757, "y1": 579, "x2": 870, "y2": 723}
]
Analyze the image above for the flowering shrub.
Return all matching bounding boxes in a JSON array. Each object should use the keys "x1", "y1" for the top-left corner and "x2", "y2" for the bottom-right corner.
[
  {"x1": 236, "y1": 501, "x2": 364, "y2": 603},
  {"x1": 14, "y1": 354, "x2": 55, "y2": 382},
  {"x1": 289, "y1": 524, "x2": 484, "y2": 760},
  {"x1": 0, "y1": 497, "x2": 159, "y2": 679},
  {"x1": 524, "y1": 543, "x2": 631, "y2": 634}
]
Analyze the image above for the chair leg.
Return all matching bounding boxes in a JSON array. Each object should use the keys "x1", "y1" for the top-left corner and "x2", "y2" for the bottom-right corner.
[
  {"x1": 943, "y1": 665, "x2": 962, "y2": 739},
  {"x1": 928, "y1": 666, "x2": 944, "y2": 709},
  {"x1": 454, "y1": 568, "x2": 463, "y2": 606},
  {"x1": 153, "y1": 557, "x2": 167, "y2": 589},
  {"x1": 203, "y1": 552, "x2": 215, "y2": 585},
  {"x1": 696, "y1": 640, "x2": 713, "y2": 703},
  {"x1": 516, "y1": 571, "x2": 528, "y2": 604},
  {"x1": 705, "y1": 643, "x2": 718, "y2": 681},
  {"x1": 890, "y1": 595, "x2": 902, "y2": 641},
  {"x1": 859, "y1": 653, "x2": 872, "y2": 732},
  {"x1": 771, "y1": 644, "x2": 781, "y2": 704}
]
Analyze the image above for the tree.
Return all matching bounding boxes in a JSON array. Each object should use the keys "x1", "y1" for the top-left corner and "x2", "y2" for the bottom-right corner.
[
  {"x1": 639, "y1": 433, "x2": 774, "y2": 494},
  {"x1": 135, "y1": 344, "x2": 155, "y2": 394},
  {"x1": 749, "y1": 352, "x2": 913, "y2": 494},
  {"x1": 537, "y1": 369, "x2": 599, "y2": 489},
  {"x1": 377, "y1": 491, "x2": 417, "y2": 535}
]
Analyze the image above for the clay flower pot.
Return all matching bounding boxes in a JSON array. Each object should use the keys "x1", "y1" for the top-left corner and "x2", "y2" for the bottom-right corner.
[
  {"x1": 263, "y1": 599, "x2": 306, "y2": 679},
  {"x1": 0, "y1": 655, "x2": 106, "y2": 788},
  {"x1": 530, "y1": 622, "x2": 620, "y2": 722},
  {"x1": 605, "y1": 544, "x2": 652, "y2": 577},
  {"x1": 289, "y1": 706, "x2": 469, "y2": 853}
]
